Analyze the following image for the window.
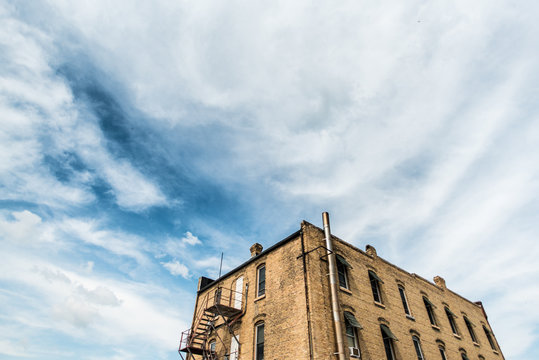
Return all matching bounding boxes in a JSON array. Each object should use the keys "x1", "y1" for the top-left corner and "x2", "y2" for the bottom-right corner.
[
  {"x1": 369, "y1": 270, "x2": 383, "y2": 303},
  {"x1": 412, "y1": 336, "x2": 424, "y2": 360},
  {"x1": 398, "y1": 286, "x2": 411, "y2": 316},
  {"x1": 215, "y1": 287, "x2": 222, "y2": 304},
  {"x1": 257, "y1": 265, "x2": 266, "y2": 297},
  {"x1": 209, "y1": 341, "x2": 216, "y2": 358},
  {"x1": 461, "y1": 352, "x2": 470, "y2": 360},
  {"x1": 423, "y1": 297, "x2": 437, "y2": 326},
  {"x1": 344, "y1": 311, "x2": 362, "y2": 349},
  {"x1": 439, "y1": 346, "x2": 447, "y2": 360},
  {"x1": 483, "y1": 325, "x2": 497, "y2": 350},
  {"x1": 445, "y1": 307, "x2": 459, "y2": 334},
  {"x1": 464, "y1": 317, "x2": 478, "y2": 343},
  {"x1": 380, "y1": 324, "x2": 397, "y2": 360},
  {"x1": 229, "y1": 335, "x2": 240, "y2": 360},
  {"x1": 336, "y1": 255, "x2": 351, "y2": 289},
  {"x1": 255, "y1": 322, "x2": 264, "y2": 360}
]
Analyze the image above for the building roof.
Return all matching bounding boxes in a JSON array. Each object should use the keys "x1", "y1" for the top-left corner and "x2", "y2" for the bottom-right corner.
[
  {"x1": 198, "y1": 228, "x2": 301, "y2": 293},
  {"x1": 197, "y1": 220, "x2": 484, "y2": 310}
]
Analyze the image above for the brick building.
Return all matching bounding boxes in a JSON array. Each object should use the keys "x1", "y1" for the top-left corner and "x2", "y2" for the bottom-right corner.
[{"x1": 179, "y1": 214, "x2": 504, "y2": 360}]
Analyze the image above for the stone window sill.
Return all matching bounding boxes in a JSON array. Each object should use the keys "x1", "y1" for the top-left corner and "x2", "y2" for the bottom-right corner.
[
  {"x1": 431, "y1": 325, "x2": 441, "y2": 331},
  {"x1": 493, "y1": 350, "x2": 499, "y2": 355},
  {"x1": 406, "y1": 315, "x2": 416, "y2": 321},
  {"x1": 254, "y1": 294, "x2": 266, "y2": 302},
  {"x1": 373, "y1": 301, "x2": 386, "y2": 309},
  {"x1": 473, "y1": 342, "x2": 480, "y2": 347},
  {"x1": 339, "y1": 287, "x2": 353, "y2": 295},
  {"x1": 453, "y1": 334, "x2": 462, "y2": 340}
]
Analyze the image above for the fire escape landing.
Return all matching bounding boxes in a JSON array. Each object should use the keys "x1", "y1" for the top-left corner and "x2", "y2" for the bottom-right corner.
[{"x1": 179, "y1": 286, "x2": 244, "y2": 359}]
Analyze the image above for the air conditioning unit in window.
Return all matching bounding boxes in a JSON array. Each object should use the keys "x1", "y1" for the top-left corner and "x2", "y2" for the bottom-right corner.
[{"x1": 349, "y1": 347, "x2": 361, "y2": 358}]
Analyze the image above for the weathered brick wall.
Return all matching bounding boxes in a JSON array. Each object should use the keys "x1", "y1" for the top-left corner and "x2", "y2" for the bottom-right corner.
[
  {"x1": 191, "y1": 233, "x2": 310, "y2": 360},
  {"x1": 302, "y1": 222, "x2": 504, "y2": 360},
  {"x1": 186, "y1": 221, "x2": 504, "y2": 360}
]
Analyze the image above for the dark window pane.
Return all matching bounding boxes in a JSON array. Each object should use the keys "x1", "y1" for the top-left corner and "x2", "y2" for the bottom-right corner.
[
  {"x1": 381, "y1": 327, "x2": 395, "y2": 360},
  {"x1": 424, "y1": 298, "x2": 436, "y2": 325},
  {"x1": 446, "y1": 309, "x2": 458, "y2": 334},
  {"x1": 413, "y1": 337, "x2": 424, "y2": 360},
  {"x1": 256, "y1": 324, "x2": 264, "y2": 360},
  {"x1": 399, "y1": 287, "x2": 410, "y2": 315},
  {"x1": 257, "y1": 266, "x2": 265, "y2": 297},
  {"x1": 370, "y1": 274, "x2": 381, "y2": 303},
  {"x1": 484, "y1": 326, "x2": 496, "y2": 350},
  {"x1": 464, "y1": 318, "x2": 477, "y2": 342},
  {"x1": 337, "y1": 262, "x2": 348, "y2": 288},
  {"x1": 439, "y1": 348, "x2": 447, "y2": 360}
]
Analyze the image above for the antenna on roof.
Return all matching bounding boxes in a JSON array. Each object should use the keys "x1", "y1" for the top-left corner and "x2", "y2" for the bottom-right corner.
[{"x1": 218, "y1": 252, "x2": 223, "y2": 278}]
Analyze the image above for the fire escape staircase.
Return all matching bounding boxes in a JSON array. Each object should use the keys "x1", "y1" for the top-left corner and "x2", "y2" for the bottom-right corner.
[{"x1": 179, "y1": 286, "x2": 244, "y2": 360}]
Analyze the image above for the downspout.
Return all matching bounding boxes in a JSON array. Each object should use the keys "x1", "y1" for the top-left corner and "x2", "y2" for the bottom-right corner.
[
  {"x1": 323, "y1": 212, "x2": 346, "y2": 360},
  {"x1": 300, "y1": 230, "x2": 314, "y2": 360}
]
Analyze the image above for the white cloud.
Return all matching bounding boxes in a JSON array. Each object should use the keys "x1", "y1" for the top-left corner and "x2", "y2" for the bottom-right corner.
[
  {"x1": 0, "y1": 4, "x2": 167, "y2": 213},
  {"x1": 59, "y1": 218, "x2": 149, "y2": 265},
  {"x1": 181, "y1": 231, "x2": 201, "y2": 246},
  {"x1": 161, "y1": 260, "x2": 189, "y2": 279},
  {"x1": 2, "y1": 0, "x2": 539, "y2": 359},
  {"x1": 0, "y1": 210, "x2": 42, "y2": 244}
]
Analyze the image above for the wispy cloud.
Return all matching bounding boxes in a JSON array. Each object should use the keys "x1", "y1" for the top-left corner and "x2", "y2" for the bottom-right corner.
[{"x1": 1, "y1": 0, "x2": 539, "y2": 359}]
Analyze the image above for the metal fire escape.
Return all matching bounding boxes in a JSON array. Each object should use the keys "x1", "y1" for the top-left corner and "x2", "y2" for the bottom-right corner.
[{"x1": 179, "y1": 286, "x2": 245, "y2": 360}]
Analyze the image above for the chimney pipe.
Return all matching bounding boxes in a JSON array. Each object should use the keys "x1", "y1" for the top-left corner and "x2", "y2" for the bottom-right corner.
[
  {"x1": 323, "y1": 212, "x2": 346, "y2": 360},
  {"x1": 250, "y1": 243, "x2": 263, "y2": 257}
]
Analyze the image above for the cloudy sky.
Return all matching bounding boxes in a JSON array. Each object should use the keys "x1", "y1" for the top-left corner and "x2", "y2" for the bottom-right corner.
[{"x1": 1, "y1": 0, "x2": 538, "y2": 359}]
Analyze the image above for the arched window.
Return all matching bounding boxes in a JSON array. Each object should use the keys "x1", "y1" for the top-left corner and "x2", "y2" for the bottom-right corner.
[
  {"x1": 344, "y1": 311, "x2": 362, "y2": 352},
  {"x1": 208, "y1": 340, "x2": 216, "y2": 359},
  {"x1": 255, "y1": 322, "x2": 264, "y2": 360},
  {"x1": 464, "y1": 316, "x2": 478, "y2": 343},
  {"x1": 398, "y1": 285, "x2": 411, "y2": 316},
  {"x1": 336, "y1": 254, "x2": 351, "y2": 289},
  {"x1": 483, "y1": 325, "x2": 497, "y2": 350},
  {"x1": 412, "y1": 336, "x2": 424, "y2": 360},
  {"x1": 256, "y1": 264, "x2": 266, "y2": 297},
  {"x1": 423, "y1": 297, "x2": 437, "y2": 326},
  {"x1": 445, "y1": 307, "x2": 459, "y2": 335},
  {"x1": 369, "y1": 270, "x2": 383, "y2": 303},
  {"x1": 380, "y1": 324, "x2": 397, "y2": 360},
  {"x1": 439, "y1": 346, "x2": 447, "y2": 360}
]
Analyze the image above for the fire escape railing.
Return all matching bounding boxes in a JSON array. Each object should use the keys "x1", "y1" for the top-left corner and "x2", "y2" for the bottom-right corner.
[{"x1": 179, "y1": 285, "x2": 245, "y2": 360}]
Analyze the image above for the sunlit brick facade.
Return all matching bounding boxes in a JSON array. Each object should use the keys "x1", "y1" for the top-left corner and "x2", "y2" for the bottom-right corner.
[{"x1": 179, "y1": 219, "x2": 504, "y2": 360}]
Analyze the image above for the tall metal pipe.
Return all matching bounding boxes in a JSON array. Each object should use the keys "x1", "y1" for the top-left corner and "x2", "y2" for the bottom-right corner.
[{"x1": 323, "y1": 212, "x2": 346, "y2": 360}]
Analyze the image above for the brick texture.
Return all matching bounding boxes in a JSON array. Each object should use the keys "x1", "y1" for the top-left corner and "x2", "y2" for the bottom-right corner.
[{"x1": 183, "y1": 221, "x2": 504, "y2": 360}]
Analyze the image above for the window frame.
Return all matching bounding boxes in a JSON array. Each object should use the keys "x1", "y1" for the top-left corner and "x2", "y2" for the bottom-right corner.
[
  {"x1": 439, "y1": 346, "x2": 447, "y2": 360},
  {"x1": 369, "y1": 270, "x2": 383, "y2": 304},
  {"x1": 445, "y1": 307, "x2": 459, "y2": 335},
  {"x1": 398, "y1": 285, "x2": 411, "y2": 316},
  {"x1": 423, "y1": 297, "x2": 437, "y2": 326},
  {"x1": 256, "y1": 264, "x2": 266, "y2": 298},
  {"x1": 255, "y1": 322, "x2": 264, "y2": 360},
  {"x1": 412, "y1": 335, "x2": 425, "y2": 360},
  {"x1": 345, "y1": 316, "x2": 359, "y2": 348},
  {"x1": 336, "y1": 255, "x2": 350, "y2": 289},
  {"x1": 483, "y1": 325, "x2": 497, "y2": 350},
  {"x1": 464, "y1": 316, "x2": 478, "y2": 343},
  {"x1": 380, "y1": 325, "x2": 397, "y2": 360}
]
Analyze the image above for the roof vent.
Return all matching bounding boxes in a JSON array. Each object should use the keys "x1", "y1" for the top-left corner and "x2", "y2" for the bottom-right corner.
[{"x1": 250, "y1": 243, "x2": 263, "y2": 257}]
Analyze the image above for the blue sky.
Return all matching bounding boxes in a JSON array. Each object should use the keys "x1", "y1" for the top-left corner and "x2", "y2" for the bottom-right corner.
[{"x1": 1, "y1": 0, "x2": 538, "y2": 359}]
